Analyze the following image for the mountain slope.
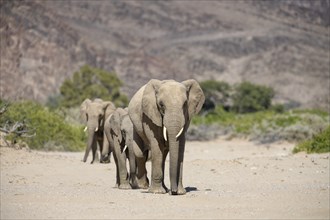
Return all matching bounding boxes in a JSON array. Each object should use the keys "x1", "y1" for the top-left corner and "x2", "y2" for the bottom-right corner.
[{"x1": 1, "y1": 0, "x2": 329, "y2": 110}]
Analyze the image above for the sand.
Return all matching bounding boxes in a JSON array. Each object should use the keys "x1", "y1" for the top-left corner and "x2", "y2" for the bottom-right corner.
[{"x1": 1, "y1": 138, "x2": 329, "y2": 219}]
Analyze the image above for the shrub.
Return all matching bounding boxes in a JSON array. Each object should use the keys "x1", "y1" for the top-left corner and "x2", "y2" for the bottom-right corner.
[
  {"x1": 192, "y1": 106, "x2": 329, "y2": 144},
  {"x1": 57, "y1": 65, "x2": 128, "y2": 108},
  {"x1": 293, "y1": 125, "x2": 330, "y2": 153},
  {"x1": 199, "y1": 80, "x2": 231, "y2": 111},
  {"x1": 271, "y1": 104, "x2": 285, "y2": 113},
  {"x1": 0, "y1": 100, "x2": 86, "y2": 151},
  {"x1": 232, "y1": 81, "x2": 274, "y2": 113}
]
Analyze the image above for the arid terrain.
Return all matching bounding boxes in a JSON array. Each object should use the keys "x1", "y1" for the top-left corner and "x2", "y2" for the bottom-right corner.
[{"x1": 1, "y1": 138, "x2": 329, "y2": 219}]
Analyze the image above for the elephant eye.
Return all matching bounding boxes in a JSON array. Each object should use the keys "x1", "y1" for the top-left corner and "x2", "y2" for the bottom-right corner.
[
  {"x1": 183, "y1": 100, "x2": 187, "y2": 108},
  {"x1": 159, "y1": 101, "x2": 165, "y2": 115}
]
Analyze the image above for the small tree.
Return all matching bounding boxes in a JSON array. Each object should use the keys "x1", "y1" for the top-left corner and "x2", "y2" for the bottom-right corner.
[
  {"x1": 232, "y1": 81, "x2": 274, "y2": 113},
  {"x1": 200, "y1": 80, "x2": 231, "y2": 111},
  {"x1": 59, "y1": 65, "x2": 128, "y2": 108}
]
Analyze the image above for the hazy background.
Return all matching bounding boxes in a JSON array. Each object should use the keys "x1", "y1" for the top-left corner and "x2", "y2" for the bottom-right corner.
[{"x1": 1, "y1": 0, "x2": 329, "y2": 110}]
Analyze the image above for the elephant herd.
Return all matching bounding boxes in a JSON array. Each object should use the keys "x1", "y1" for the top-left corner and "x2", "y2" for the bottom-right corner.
[{"x1": 80, "y1": 79, "x2": 205, "y2": 195}]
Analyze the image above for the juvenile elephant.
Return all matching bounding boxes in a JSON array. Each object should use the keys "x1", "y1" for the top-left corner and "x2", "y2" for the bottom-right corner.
[
  {"x1": 102, "y1": 108, "x2": 137, "y2": 189},
  {"x1": 128, "y1": 79, "x2": 205, "y2": 195},
  {"x1": 80, "y1": 98, "x2": 116, "y2": 164}
]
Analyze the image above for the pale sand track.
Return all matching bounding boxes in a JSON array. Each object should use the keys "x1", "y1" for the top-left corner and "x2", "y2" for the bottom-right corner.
[{"x1": 1, "y1": 139, "x2": 329, "y2": 219}]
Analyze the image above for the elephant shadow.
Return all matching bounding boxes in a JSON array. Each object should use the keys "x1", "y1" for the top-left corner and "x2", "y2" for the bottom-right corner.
[
  {"x1": 185, "y1": 186, "x2": 198, "y2": 192},
  {"x1": 140, "y1": 186, "x2": 198, "y2": 194}
]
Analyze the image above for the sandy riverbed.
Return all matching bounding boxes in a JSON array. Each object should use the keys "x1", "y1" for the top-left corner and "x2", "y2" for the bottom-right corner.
[{"x1": 1, "y1": 138, "x2": 329, "y2": 219}]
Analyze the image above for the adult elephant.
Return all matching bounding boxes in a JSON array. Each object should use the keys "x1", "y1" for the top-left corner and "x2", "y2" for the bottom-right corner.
[
  {"x1": 128, "y1": 79, "x2": 205, "y2": 195},
  {"x1": 102, "y1": 107, "x2": 137, "y2": 189},
  {"x1": 80, "y1": 98, "x2": 116, "y2": 164}
]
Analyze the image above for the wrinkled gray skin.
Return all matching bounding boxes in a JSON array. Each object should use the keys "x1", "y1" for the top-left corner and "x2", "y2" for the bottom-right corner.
[
  {"x1": 80, "y1": 98, "x2": 116, "y2": 164},
  {"x1": 128, "y1": 79, "x2": 205, "y2": 195},
  {"x1": 102, "y1": 108, "x2": 137, "y2": 189}
]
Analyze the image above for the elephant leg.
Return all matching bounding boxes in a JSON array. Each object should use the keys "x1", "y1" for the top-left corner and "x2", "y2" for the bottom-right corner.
[
  {"x1": 91, "y1": 141, "x2": 99, "y2": 164},
  {"x1": 83, "y1": 132, "x2": 95, "y2": 162},
  {"x1": 162, "y1": 148, "x2": 169, "y2": 191},
  {"x1": 176, "y1": 139, "x2": 186, "y2": 195},
  {"x1": 135, "y1": 155, "x2": 149, "y2": 189},
  {"x1": 101, "y1": 132, "x2": 111, "y2": 163},
  {"x1": 113, "y1": 151, "x2": 119, "y2": 188},
  {"x1": 132, "y1": 131, "x2": 149, "y2": 189},
  {"x1": 83, "y1": 146, "x2": 91, "y2": 163},
  {"x1": 95, "y1": 138, "x2": 104, "y2": 163},
  {"x1": 149, "y1": 139, "x2": 167, "y2": 194},
  {"x1": 113, "y1": 140, "x2": 131, "y2": 189},
  {"x1": 127, "y1": 143, "x2": 137, "y2": 189}
]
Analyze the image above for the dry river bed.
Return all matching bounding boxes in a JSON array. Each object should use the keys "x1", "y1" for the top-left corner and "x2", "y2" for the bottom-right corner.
[{"x1": 1, "y1": 138, "x2": 329, "y2": 219}]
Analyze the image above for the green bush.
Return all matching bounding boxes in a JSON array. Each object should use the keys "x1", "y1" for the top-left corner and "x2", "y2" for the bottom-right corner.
[
  {"x1": 200, "y1": 80, "x2": 231, "y2": 111},
  {"x1": 271, "y1": 104, "x2": 285, "y2": 113},
  {"x1": 191, "y1": 106, "x2": 329, "y2": 143},
  {"x1": 293, "y1": 125, "x2": 330, "y2": 154},
  {"x1": 55, "y1": 65, "x2": 128, "y2": 108},
  {"x1": 232, "y1": 81, "x2": 274, "y2": 113},
  {"x1": 0, "y1": 100, "x2": 86, "y2": 151}
]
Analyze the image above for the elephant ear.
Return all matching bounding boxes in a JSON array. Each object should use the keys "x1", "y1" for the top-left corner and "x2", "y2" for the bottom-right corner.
[
  {"x1": 103, "y1": 101, "x2": 116, "y2": 118},
  {"x1": 182, "y1": 79, "x2": 205, "y2": 120},
  {"x1": 142, "y1": 79, "x2": 162, "y2": 127},
  {"x1": 80, "y1": 99, "x2": 92, "y2": 123},
  {"x1": 117, "y1": 107, "x2": 128, "y2": 118},
  {"x1": 110, "y1": 110, "x2": 122, "y2": 142}
]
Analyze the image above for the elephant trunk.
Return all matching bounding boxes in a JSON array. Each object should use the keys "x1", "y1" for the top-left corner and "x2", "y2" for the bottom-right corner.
[
  {"x1": 169, "y1": 135, "x2": 179, "y2": 194},
  {"x1": 164, "y1": 110, "x2": 185, "y2": 195},
  {"x1": 83, "y1": 128, "x2": 96, "y2": 162}
]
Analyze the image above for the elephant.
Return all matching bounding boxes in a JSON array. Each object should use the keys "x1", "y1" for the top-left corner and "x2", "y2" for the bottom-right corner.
[
  {"x1": 102, "y1": 107, "x2": 137, "y2": 189},
  {"x1": 128, "y1": 79, "x2": 205, "y2": 195},
  {"x1": 80, "y1": 98, "x2": 116, "y2": 164}
]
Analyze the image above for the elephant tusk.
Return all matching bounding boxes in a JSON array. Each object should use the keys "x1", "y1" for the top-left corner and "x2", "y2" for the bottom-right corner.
[
  {"x1": 123, "y1": 145, "x2": 128, "y2": 152},
  {"x1": 163, "y1": 126, "x2": 168, "y2": 141},
  {"x1": 176, "y1": 127, "x2": 184, "y2": 138},
  {"x1": 84, "y1": 126, "x2": 87, "y2": 132},
  {"x1": 95, "y1": 127, "x2": 99, "y2": 132}
]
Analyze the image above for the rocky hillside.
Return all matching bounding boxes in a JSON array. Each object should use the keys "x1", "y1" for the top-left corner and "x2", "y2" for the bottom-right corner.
[{"x1": 1, "y1": 0, "x2": 329, "y2": 110}]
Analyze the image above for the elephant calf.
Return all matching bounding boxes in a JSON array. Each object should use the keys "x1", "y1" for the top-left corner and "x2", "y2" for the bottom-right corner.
[
  {"x1": 80, "y1": 98, "x2": 116, "y2": 164},
  {"x1": 102, "y1": 107, "x2": 137, "y2": 189}
]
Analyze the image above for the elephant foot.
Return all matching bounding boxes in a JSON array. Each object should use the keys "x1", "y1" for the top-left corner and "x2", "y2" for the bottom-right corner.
[
  {"x1": 169, "y1": 187, "x2": 186, "y2": 195},
  {"x1": 136, "y1": 181, "x2": 149, "y2": 189},
  {"x1": 148, "y1": 185, "x2": 167, "y2": 194},
  {"x1": 130, "y1": 179, "x2": 139, "y2": 189},
  {"x1": 136, "y1": 176, "x2": 149, "y2": 189},
  {"x1": 100, "y1": 159, "x2": 110, "y2": 164},
  {"x1": 100, "y1": 155, "x2": 111, "y2": 164},
  {"x1": 119, "y1": 182, "x2": 132, "y2": 190}
]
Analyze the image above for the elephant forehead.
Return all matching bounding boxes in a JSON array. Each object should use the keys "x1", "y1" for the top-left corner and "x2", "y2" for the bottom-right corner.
[
  {"x1": 87, "y1": 103, "x2": 103, "y2": 113},
  {"x1": 159, "y1": 82, "x2": 186, "y2": 94},
  {"x1": 158, "y1": 84, "x2": 187, "y2": 105}
]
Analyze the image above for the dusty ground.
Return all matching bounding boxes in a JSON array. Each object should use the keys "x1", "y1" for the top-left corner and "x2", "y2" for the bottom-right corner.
[{"x1": 1, "y1": 138, "x2": 329, "y2": 219}]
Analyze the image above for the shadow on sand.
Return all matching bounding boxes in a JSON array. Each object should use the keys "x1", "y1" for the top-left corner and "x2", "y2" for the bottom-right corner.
[{"x1": 185, "y1": 186, "x2": 198, "y2": 192}]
